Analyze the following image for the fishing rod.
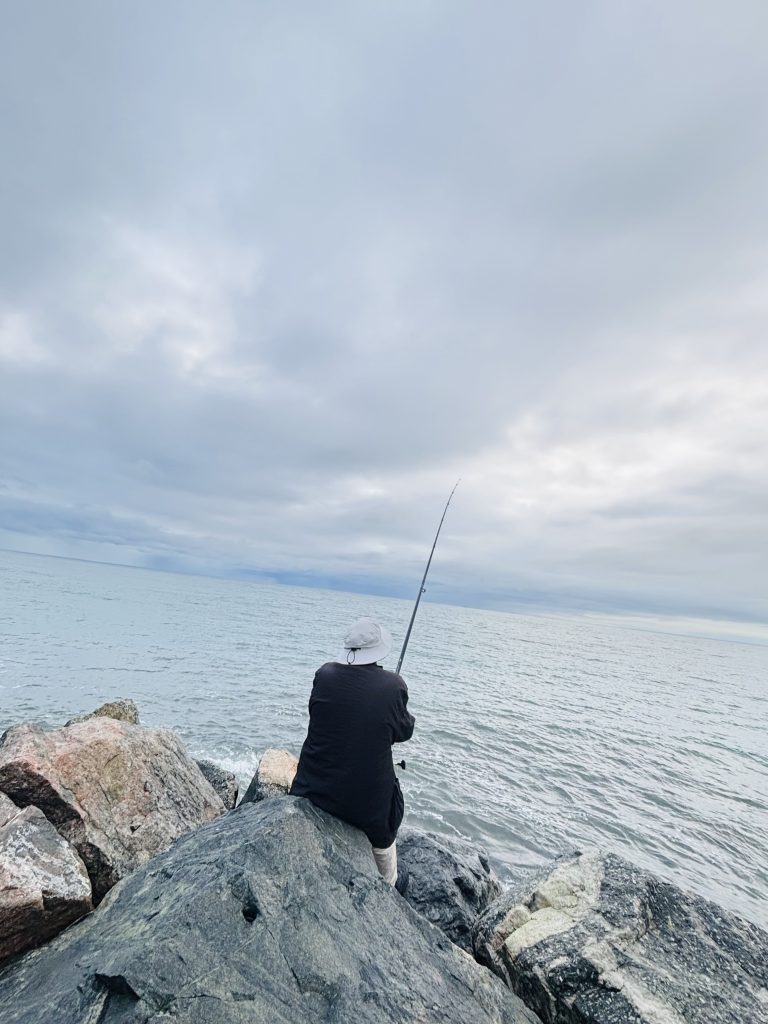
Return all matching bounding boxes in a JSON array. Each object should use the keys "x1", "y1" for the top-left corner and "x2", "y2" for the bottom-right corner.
[{"x1": 396, "y1": 480, "x2": 460, "y2": 675}]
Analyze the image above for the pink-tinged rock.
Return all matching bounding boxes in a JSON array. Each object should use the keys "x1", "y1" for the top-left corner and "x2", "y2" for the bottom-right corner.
[
  {"x1": 0, "y1": 798, "x2": 92, "y2": 964},
  {"x1": 0, "y1": 720, "x2": 225, "y2": 901}
]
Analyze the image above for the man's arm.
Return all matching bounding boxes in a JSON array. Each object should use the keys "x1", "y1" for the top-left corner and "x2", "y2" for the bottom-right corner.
[
  {"x1": 307, "y1": 669, "x2": 321, "y2": 713},
  {"x1": 391, "y1": 680, "x2": 415, "y2": 743}
]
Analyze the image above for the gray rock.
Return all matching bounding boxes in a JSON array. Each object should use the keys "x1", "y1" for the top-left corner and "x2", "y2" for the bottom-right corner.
[
  {"x1": 398, "y1": 826, "x2": 503, "y2": 951},
  {"x1": 0, "y1": 719, "x2": 224, "y2": 901},
  {"x1": 473, "y1": 849, "x2": 768, "y2": 1024},
  {"x1": 0, "y1": 797, "x2": 92, "y2": 965},
  {"x1": 195, "y1": 759, "x2": 238, "y2": 809},
  {"x1": 0, "y1": 797, "x2": 539, "y2": 1024},
  {"x1": 241, "y1": 747, "x2": 298, "y2": 803},
  {"x1": 65, "y1": 698, "x2": 139, "y2": 726},
  {"x1": 0, "y1": 792, "x2": 17, "y2": 828}
]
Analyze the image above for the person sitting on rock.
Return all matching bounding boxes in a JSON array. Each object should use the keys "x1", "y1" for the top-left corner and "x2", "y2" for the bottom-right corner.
[{"x1": 290, "y1": 617, "x2": 415, "y2": 893}]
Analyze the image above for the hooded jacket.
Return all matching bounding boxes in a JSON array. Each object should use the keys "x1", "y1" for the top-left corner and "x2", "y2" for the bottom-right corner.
[{"x1": 290, "y1": 660, "x2": 415, "y2": 848}]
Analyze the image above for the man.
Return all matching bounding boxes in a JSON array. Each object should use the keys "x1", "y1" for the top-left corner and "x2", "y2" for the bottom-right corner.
[{"x1": 290, "y1": 617, "x2": 415, "y2": 892}]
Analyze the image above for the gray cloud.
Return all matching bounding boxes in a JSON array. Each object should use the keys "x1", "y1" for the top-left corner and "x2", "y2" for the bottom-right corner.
[{"x1": 1, "y1": 1, "x2": 767, "y2": 632}]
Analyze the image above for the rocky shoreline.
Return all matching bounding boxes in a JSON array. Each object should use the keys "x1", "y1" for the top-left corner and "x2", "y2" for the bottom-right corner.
[{"x1": 1, "y1": 702, "x2": 766, "y2": 1023}]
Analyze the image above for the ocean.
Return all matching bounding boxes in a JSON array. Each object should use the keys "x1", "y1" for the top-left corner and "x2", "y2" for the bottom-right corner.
[{"x1": 1, "y1": 548, "x2": 766, "y2": 929}]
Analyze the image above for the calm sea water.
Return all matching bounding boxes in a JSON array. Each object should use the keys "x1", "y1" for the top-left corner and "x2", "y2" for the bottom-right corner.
[{"x1": 1, "y1": 549, "x2": 766, "y2": 928}]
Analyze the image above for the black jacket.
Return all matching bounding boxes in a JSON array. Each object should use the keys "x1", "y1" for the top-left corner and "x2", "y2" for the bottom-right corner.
[{"x1": 290, "y1": 661, "x2": 415, "y2": 848}]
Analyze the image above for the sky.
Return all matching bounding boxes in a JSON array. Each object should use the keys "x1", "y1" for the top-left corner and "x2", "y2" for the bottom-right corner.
[{"x1": 1, "y1": 2, "x2": 767, "y2": 628}]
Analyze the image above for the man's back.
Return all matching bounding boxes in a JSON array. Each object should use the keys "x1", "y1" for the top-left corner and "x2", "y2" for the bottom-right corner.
[{"x1": 290, "y1": 660, "x2": 415, "y2": 849}]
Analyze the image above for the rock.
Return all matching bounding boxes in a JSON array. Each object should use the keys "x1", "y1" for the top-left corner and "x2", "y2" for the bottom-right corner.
[
  {"x1": 0, "y1": 796, "x2": 92, "y2": 964},
  {"x1": 0, "y1": 791, "x2": 17, "y2": 827},
  {"x1": 241, "y1": 747, "x2": 298, "y2": 803},
  {"x1": 65, "y1": 698, "x2": 139, "y2": 727},
  {"x1": 195, "y1": 758, "x2": 238, "y2": 809},
  {"x1": 473, "y1": 849, "x2": 768, "y2": 1024},
  {"x1": 0, "y1": 797, "x2": 539, "y2": 1024},
  {"x1": 0, "y1": 720, "x2": 224, "y2": 901},
  {"x1": 397, "y1": 826, "x2": 503, "y2": 952}
]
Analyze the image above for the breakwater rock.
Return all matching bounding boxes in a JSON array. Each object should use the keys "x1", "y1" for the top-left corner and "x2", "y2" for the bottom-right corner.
[
  {"x1": 0, "y1": 797, "x2": 539, "y2": 1024},
  {"x1": 473, "y1": 849, "x2": 768, "y2": 1024},
  {"x1": 241, "y1": 747, "x2": 298, "y2": 803},
  {"x1": 65, "y1": 698, "x2": 140, "y2": 727},
  {"x1": 2, "y1": 704, "x2": 765, "y2": 1024},
  {"x1": 196, "y1": 758, "x2": 239, "y2": 809},
  {"x1": 0, "y1": 793, "x2": 91, "y2": 963},
  {"x1": 0, "y1": 718, "x2": 224, "y2": 901},
  {"x1": 398, "y1": 827, "x2": 502, "y2": 952}
]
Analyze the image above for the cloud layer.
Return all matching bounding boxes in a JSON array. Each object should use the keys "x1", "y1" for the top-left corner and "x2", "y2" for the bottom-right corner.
[{"x1": 1, "y1": 2, "x2": 767, "y2": 626}]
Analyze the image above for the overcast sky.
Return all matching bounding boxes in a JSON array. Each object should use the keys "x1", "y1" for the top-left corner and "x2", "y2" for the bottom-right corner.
[{"x1": 1, "y1": 2, "x2": 767, "y2": 628}]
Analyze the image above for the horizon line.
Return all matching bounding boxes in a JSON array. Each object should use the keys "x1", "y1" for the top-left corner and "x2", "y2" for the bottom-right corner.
[{"x1": 2, "y1": 545, "x2": 767, "y2": 648}]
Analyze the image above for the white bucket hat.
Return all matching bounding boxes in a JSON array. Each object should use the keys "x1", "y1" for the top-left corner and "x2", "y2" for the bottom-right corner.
[{"x1": 337, "y1": 617, "x2": 393, "y2": 666}]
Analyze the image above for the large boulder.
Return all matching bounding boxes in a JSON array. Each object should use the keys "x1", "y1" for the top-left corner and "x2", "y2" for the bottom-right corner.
[
  {"x1": 241, "y1": 747, "x2": 298, "y2": 803},
  {"x1": 0, "y1": 797, "x2": 540, "y2": 1024},
  {"x1": 65, "y1": 698, "x2": 139, "y2": 727},
  {"x1": 398, "y1": 826, "x2": 502, "y2": 951},
  {"x1": 196, "y1": 758, "x2": 239, "y2": 809},
  {"x1": 0, "y1": 720, "x2": 224, "y2": 901},
  {"x1": 473, "y1": 849, "x2": 768, "y2": 1024},
  {"x1": 0, "y1": 794, "x2": 92, "y2": 964}
]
